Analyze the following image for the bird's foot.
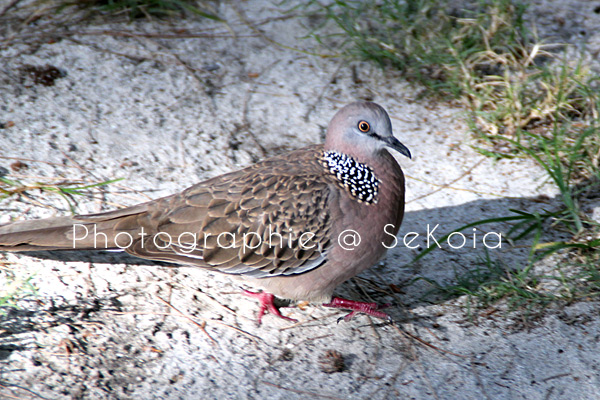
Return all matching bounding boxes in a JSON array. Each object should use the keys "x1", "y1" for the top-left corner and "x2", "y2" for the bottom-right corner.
[
  {"x1": 323, "y1": 297, "x2": 392, "y2": 322},
  {"x1": 242, "y1": 290, "x2": 298, "y2": 325}
]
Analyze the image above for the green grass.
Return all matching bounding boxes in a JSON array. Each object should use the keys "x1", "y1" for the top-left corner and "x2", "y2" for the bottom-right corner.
[
  {"x1": 12, "y1": 0, "x2": 221, "y2": 22},
  {"x1": 64, "y1": 0, "x2": 222, "y2": 20},
  {"x1": 0, "y1": 264, "x2": 37, "y2": 315},
  {"x1": 0, "y1": 176, "x2": 123, "y2": 310},
  {"x1": 0, "y1": 177, "x2": 123, "y2": 214},
  {"x1": 420, "y1": 252, "x2": 556, "y2": 320},
  {"x1": 307, "y1": 0, "x2": 530, "y2": 96},
  {"x1": 302, "y1": 0, "x2": 600, "y2": 317},
  {"x1": 418, "y1": 246, "x2": 600, "y2": 322}
]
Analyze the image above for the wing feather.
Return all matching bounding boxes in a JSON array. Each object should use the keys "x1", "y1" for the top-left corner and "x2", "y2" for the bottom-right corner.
[{"x1": 125, "y1": 145, "x2": 334, "y2": 278}]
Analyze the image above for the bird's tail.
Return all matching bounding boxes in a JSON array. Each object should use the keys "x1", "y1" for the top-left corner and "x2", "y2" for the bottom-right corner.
[{"x1": 0, "y1": 203, "x2": 149, "y2": 252}]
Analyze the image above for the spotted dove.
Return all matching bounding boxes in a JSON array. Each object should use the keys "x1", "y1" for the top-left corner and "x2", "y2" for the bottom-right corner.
[{"x1": 0, "y1": 102, "x2": 411, "y2": 323}]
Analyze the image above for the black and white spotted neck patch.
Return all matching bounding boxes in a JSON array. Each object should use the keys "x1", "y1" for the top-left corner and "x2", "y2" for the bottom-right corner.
[{"x1": 322, "y1": 150, "x2": 380, "y2": 204}]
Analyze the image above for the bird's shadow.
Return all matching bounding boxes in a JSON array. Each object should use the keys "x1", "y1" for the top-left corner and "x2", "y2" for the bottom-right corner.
[
  {"x1": 22, "y1": 249, "x2": 171, "y2": 266},
  {"x1": 317, "y1": 192, "x2": 573, "y2": 324}
]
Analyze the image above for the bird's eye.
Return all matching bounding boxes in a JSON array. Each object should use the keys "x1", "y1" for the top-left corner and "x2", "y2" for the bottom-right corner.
[{"x1": 358, "y1": 121, "x2": 370, "y2": 132}]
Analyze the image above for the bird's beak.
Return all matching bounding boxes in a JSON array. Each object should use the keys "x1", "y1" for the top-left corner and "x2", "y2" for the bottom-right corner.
[{"x1": 383, "y1": 136, "x2": 412, "y2": 159}]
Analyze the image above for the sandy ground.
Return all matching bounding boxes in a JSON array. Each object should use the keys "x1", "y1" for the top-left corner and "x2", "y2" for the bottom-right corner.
[{"x1": 0, "y1": 0, "x2": 599, "y2": 399}]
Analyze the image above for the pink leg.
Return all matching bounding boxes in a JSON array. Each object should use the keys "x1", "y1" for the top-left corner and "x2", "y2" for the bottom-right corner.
[
  {"x1": 322, "y1": 297, "x2": 392, "y2": 322},
  {"x1": 243, "y1": 290, "x2": 298, "y2": 324}
]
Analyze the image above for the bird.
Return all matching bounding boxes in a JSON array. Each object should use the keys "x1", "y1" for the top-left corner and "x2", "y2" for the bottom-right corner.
[{"x1": 0, "y1": 101, "x2": 411, "y2": 324}]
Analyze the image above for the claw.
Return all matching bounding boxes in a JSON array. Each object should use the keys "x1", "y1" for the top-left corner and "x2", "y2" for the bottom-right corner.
[{"x1": 242, "y1": 290, "x2": 297, "y2": 324}]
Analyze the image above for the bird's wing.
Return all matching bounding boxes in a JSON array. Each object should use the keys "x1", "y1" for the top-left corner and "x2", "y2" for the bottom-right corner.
[{"x1": 105, "y1": 145, "x2": 335, "y2": 278}]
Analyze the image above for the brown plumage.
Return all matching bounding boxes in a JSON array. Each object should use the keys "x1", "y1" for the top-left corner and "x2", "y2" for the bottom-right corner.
[{"x1": 0, "y1": 102, "x2": 411, "y2": 321}]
